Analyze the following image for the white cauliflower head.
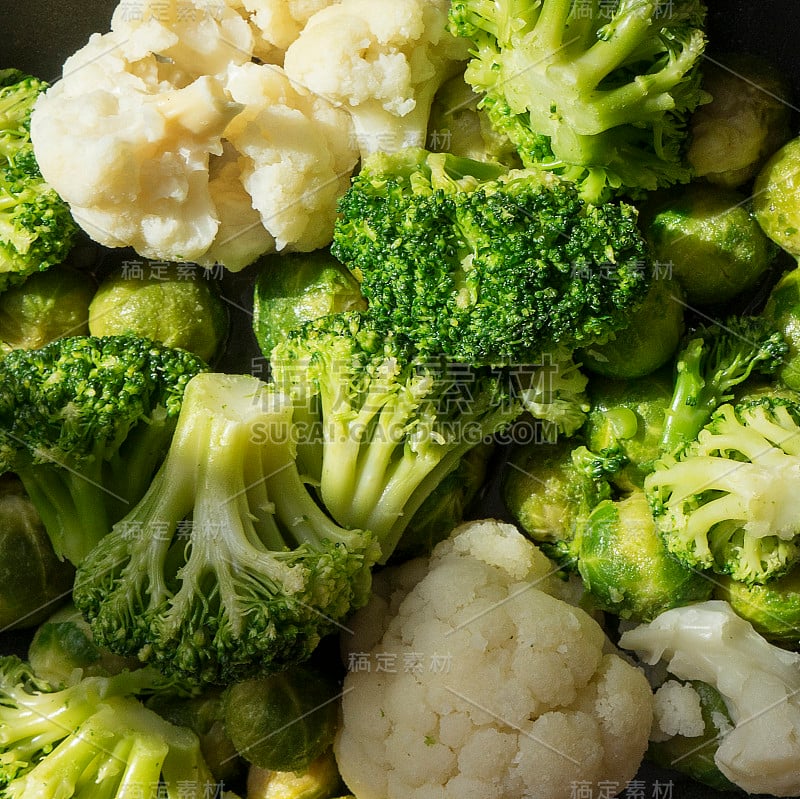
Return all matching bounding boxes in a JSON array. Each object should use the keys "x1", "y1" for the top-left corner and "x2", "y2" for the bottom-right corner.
[
  {"x1": 335, "y1": 519, "x2": 653, "y2": 799},
  {"x1": 30, "y1": 0, "x2": 359, "y2": 270},
  {"x1": 283, "y1": 0, "x2": 469, "y2": 156},
  {"x1": 620, "y1": 599, "x2": 800, "y2": 797}
]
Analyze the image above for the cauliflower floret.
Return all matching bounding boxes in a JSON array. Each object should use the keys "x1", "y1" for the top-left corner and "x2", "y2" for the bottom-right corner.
[
  {"x1": 30, "y1": 0, "x2": 359, "y2": 269},
  {"x1": 283, "y1": 0, "x2": 468, "y2": 155},
  {"x1": 620, "y1": 600, "x2": 800, "y2": 796},
  {"x1": 30, "y1": 30, "x2": 240, "y2": 262},
  {"x1": 650, "y1": 680, "x2": 705, "y2": 743},
  {"x1": 335, "y1": 519, "x2": 653, "y2": 799},
  {"x1": 241, "y1": 0, "x2": 341, "y2": 64},
  {"x1": 222, "y1": 62, "x2": 359, "y2": 252}
]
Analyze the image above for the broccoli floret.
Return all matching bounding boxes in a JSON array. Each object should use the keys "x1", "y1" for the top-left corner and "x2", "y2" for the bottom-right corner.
[
  {"x1": 0, "y1": 656, "x2": 216, "y2": 798},
  {"x1": 73, "y1": 372, "x2": 379, "y2": 685},
  {"x1": 659, "y1": 317, "x2": 787, "y2": 454},
  {"x1": 448, "y1": 0, "x2": 708, "y2": 203},
  {"x1": 0, "y1": 655, "x2": 180, "y2": 787},
  {"x1": 647, "y1": 396, "x2": 800, "y2": 584},
  {"x1": 0, "y1": 335, "x2": 207, "y2": 565},
  {"x1": 270, "y1": 312, "x2": 523, "y2": 562},
  {"x1": 332, "y1": 148, "x2": 651, "y2": 366},
  {"x1": 0, "y1": 69, "x2": 79, "y2": 291}
]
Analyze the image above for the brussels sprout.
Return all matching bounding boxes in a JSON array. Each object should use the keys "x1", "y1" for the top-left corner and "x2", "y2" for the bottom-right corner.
[
  {"x1": 223, "y1": 665, "x2": 340, "y2": 773},
  {"x1": 579, "y1": 277, "x2": 685, "y2": 379},
  {"x1": 755, "y1": 136, "x2": 800, "y2": 260},
  {"x1": 27, "y1": 602, "x2": 140, "y2": 686},
  {"x1": 252, "y1": 250, "x2": 366, "y2": 357},
  {"x1": 148, "y1": 688, "x2": 244, "y2": 784},
  {"x1": 427, "y1": 72, "x2": 521, "y2": 167},
  {"x1": 501, "y1": 437, "x2": 612, "y2": 567},
  {"x1": 578, "y1": 492, "x2": 713, "y2": 621},
  {"x1": 0, "y1": 266, "x2": 94, "y2": 356},
  {"x1": 88, "y1": 262, "x2": 229, "y2": 363},
  {"x1": 763, "y1": 265, "x2": 800, "y2": 390},
  {"x1": 646, "y1": 680, "x2": 738, "y2": 793},
  {"x1": 688, "y1": 54, "x2": 792, "y2": 188},
  {"x1": 583, "y1": 370, "x2": 673, "y2": 492},
  {"x1": 0, "y1": 475, "x2": 74, "y2": 630},
  {"x1": 715, "y1": 566, "x2": 800, "y2": 645},
  {"x1": 645, "y1": 183, "x2": 778, "y2": 307},
  {"x1": 246, "y1": 750, "x2": 344, "y2": 799}
]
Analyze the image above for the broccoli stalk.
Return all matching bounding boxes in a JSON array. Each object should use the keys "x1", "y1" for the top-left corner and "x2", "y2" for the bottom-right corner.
[
  {"x1": 0, "y1": 69, "x2": 79, "y2": 290},
  {"x1": 647, "y1": 397, "x2": 800, "y2": 584},
  {"x1": 332, "y1": 148, "x2": 651, "y2": 367},
  {"x1": 0, "y1": 335, "x2": 207, "y2": 565},
  {"x1": 659, "y1": 318, "x2": 787, "y2": 454},
  {"x1": 448, "y1": 0, "x2": 708, "y2": 202},
  {"x1": 74, "y1": 372, "x2": 379, "y2": 685},
  {"x1": 271, "y1": 312, "x2": 523, "y2": 562}
]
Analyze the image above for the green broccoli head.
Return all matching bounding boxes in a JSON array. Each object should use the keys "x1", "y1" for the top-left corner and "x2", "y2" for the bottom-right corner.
[
  {"x1": 0, "y1": 69, "x2": 79, "y2": 291},
  {"x1": 647, "y1": 396, "x2": 800, "y2": 584},
  {"x1": 0, "y1": 335, "x2": 207, "y2": 565},
  {"x1": 448, "y1": 0, "x2": 708, "y2": 203},
  {"x1": 271, "y1": 311, "x2": 523, "y2": 561},
  {"x1": 0, "y1": 656, "x2": 215, "y2": 798},
  {"x1": 332, "y1": 148, "x2": 651, "y2": 366},
  {"x1": 74, "y1": 372, "x2": 379, "y2": 685}
]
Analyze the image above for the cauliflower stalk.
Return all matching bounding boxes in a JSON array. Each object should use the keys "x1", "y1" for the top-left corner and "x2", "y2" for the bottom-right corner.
[
  {"x1": 30, "y1": 0, "x2": 359, "y2": 270},
  {"x1": 620, "y1": 600, "x2": 800, "y2": 797},
  {"x1": 335, "y1": 519, "x2": 653, "y2": 799}
]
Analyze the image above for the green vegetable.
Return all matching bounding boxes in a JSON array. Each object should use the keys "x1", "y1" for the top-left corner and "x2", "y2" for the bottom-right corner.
[
  {"x1": 332, "y1": 148, "x2": 651, "y2": 366},
  {"x1": 0, "y1": 335, "x2": 207, "y2": 565},
  {"x1": 687, "y1": 53, "x2": 792, "y2": 188},
  {"x1": 644, "y1": 183, "x2": 778, "y2": 307},
  {"x1": 0, "y1": 69, "x2": 79, "y2": 292},
  {"x1": 647, "y1": 395, "x2": 800, "y2": 583},
  {"x1": 763, "y1": 265, "x2": 800, "y2": 390},
  {"x1": 0, "y1": 475, "x2": 73, "y2": 631},
  {"x1": 223, "y1": 666, "x2": 340, "y2": 772},
  {"x1": 252, "y1": 249, "x2": 365, "y2": 357},
  {"x1": 0, "y1": 656, "x2": 216, "y2": 798},
  {"x1": 579, "y1": 276, "x2": 685, "y2": 379},
  {"x1": 716, "y1": 565, "x2": 800, "y2": 645},
  {"x1": 583, "y1": 370, "x2": 674, "y2": 491},
  {"x1": 89, "y1": 262, "x2": 229, "y2": 363},
  {"x1": 658, "y1": 315, "x2": 787, "y2": 455},
  {"x1": 391, "y1": 442, "x2": 494, "y2": 561},
  {"x1": 754, "y1": 136, "x2": 800, "y2": 259},
  {"x1": 147, "y1": 688, "x2": 243, "y2": 784},
  {"x1": 0, "y1": 265, "x2": 94, "y2": 356},
  {"x1": 246, "y1": 750, "x2": 344, "y2": 799},
  {"x1": 578, "y1": 492, "x2": 712, "y2": 621},
  {"x1": 27, "y1": 602, "x2": 140, "y2": 686},
  {"x1": 271, "y1": 312, "x2": 522, "y2": 562},
  {"x1": 448, "y1": 0, "x2": 708, "y2": 202},
  {"x1": 73, "y1": 371, "x2": 379, "y2": 685},
  {"x1": 426, "y1": 72, "x2": 521, "y2": 166},
  {"x1": 501, "y1": 436, "x2": 615, "y2": 567}
]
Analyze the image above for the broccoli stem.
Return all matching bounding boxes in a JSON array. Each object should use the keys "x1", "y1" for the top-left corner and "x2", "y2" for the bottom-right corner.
[{"x1": 17, "y1": 466, "x2": 113, "y2": 565}]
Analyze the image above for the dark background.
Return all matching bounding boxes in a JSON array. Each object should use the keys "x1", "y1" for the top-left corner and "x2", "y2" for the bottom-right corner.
[{"x1": 3, "y1": 2, "x2": 798, "y2": 797}]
